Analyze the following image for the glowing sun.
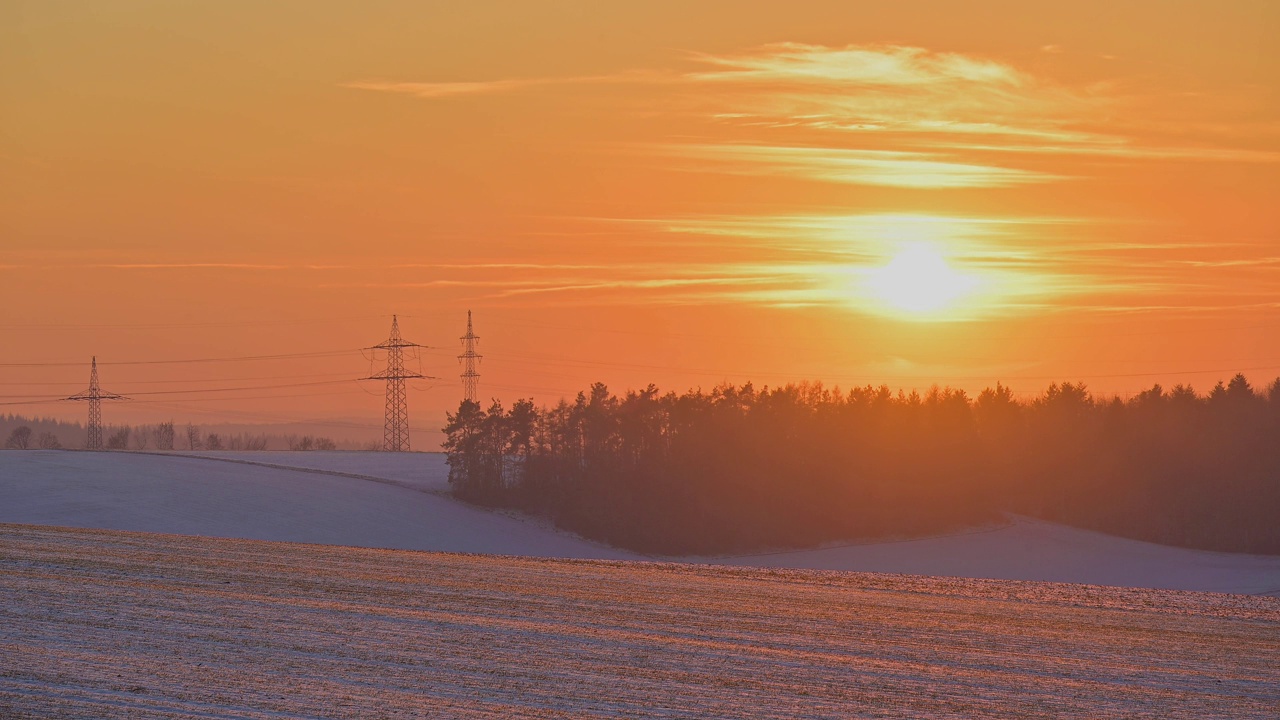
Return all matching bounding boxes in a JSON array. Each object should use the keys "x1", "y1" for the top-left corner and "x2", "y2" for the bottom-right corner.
[{"x1": 865, "y1": 242, "x2": 979, "y2": 316}]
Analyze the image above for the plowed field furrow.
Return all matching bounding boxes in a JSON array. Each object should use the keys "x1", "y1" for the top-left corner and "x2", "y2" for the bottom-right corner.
[{"x1": 2, "y1": 524, "x2": 1277, "y2": 719}]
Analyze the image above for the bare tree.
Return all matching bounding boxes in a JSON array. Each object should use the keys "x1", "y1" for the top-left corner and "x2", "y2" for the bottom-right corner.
[
  {"x1": 105, "y1": 426, "x2": 131, "y2": 450},
  {"x1": 37, "y1": 431, "x2": 61, "y2": 449},
  {"x1": 6, "y1": 426, "x2": 32, "y2": 449},
  {"x1": 132, "y1": 425, "x2": 150, "y2": 450},
  {"x1": 204, "y1": 433, "x2": 223, "y2": 451},
  {"x1": 315, "y1": 437, "x2": 337, "y2": 451},
  {"x1": 185, "y1": 424, "x2": 202, "y2": 451},
  {"x1": 154, "y1": 422, "x2": 175, "y2": 451},
  {"x1": 290, "y1": 435, "x2": 314, "y2": 451}
]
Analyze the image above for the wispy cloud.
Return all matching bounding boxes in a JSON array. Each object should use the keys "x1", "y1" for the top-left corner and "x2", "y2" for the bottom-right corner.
[
  {"x1": 686, "y1": 43, "x2": 1027, "y2": 87},
  {"x1": 341, "y1": 72, "x2": 655, "y2": 99},
  {"x1": 336, "y1": 213, "x2": 1110, "y2": 317},
  {"x1": 940, "y1": 141, "x2": 1280, "y2": 163},
  {"x1": 96, "y1": 263, "x2": 293, "y2": 270},
  {"x1": 1176, "y1": 257, "x2": 1280, "y2": 268},
  {"x1": 643, "y1": 212, "x2": 1084, "y2": 247},
  {"x1": 625, "y1": 211, "x2": 1280, "y2": 317},
  {"x1": 32, "y1": 261, "x2": 614, "y2": 273},
  {"x1": 344, "y1": 42, "x2": 1276, "y2": 180},
  {"x1": 488, "y1": 275, "x2": 783, "y2": 298},
  {"x1": 332, "y1": 43, "x2": 1278, "y2": 320},
  {"x1": 682, "y1": 44, "x2": 1122, "y2": 162},
  {"x1": 344, "y1": 78, "x2": 583, "y2": 98},
  {"x1": 665, "y1": 144, "x2": 1065, "y2": 188},
  {"x1": 682, "y1": 44, "x2": 1278, "y2": 164}
]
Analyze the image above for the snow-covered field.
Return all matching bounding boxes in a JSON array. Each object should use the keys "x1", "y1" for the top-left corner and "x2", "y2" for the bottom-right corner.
[
  {"x1": 2, "y1": 449, "x2": 1279, "y2": 594},
  {"x1": 0, "y1": 450, "x2": 637, "y2": 560},
  {"x1": 179, "y1": 450, "x2": 453, "y2": 492},
  {"x1": 2, "y1": 524, "x2": 1277, "y2": 719},
  {"x1": 716, "y1": 519, "x2": 1280, "y2": 596}
]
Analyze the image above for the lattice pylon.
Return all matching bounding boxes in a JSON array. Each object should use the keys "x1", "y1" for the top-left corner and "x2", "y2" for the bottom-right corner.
[
  {"x1": 364, "y1": 315, "x2": 424, "y2": 451},
  {"x1": 65, "y1": 356, "x2": 126, "y2": 450},
  {"x1": 458, "y1": 310, "x2": 482, "y2": 403}
]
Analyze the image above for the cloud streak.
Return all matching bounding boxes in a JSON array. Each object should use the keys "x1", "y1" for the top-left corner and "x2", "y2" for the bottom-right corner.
[
  {"x1": 80, "y1": 263, "x2": 295, "y2": 271},
  {"x1": 343, "y1": 77, "x2": 597, "y2": 98},
  {"x1": 665, "y1": 144, "x2": 1065, "y2": 188},
  {"x1": 344, "y1": 42, "x2": 1276, "y2": 184},
  {"x1": 26, "y1": 261, "x2": 615, "y2": 273},
  {"x1": 613, "y1": 211, "x2": 1280, "y2": 317},
  {"x1": 687, "y1": 43, "x2": 1027, "y2": 87},
  {"x1": 341, "y1": 71, "x2": 657, "y2": 99}
]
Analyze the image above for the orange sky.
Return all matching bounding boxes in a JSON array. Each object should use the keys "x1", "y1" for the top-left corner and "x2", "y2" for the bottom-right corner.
[{"x1": 2, "y1": 1, "x2": 1279, "y2": 441}]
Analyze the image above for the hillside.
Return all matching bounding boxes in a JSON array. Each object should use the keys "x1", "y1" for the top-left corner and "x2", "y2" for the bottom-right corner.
[
  {"x1": 0, "y1": 450, "x2": 636, "y2": 560},
  {"x1": 2, "y1": 450, "x2": 1279, "y2": 594}
]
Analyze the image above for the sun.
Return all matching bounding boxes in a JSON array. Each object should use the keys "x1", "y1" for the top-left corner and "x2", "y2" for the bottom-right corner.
[{"x1": 865, "y1": 242, "x2": 979, "y2": 317}]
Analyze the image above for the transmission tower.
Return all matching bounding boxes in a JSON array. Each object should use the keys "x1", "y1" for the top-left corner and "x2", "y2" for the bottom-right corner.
[
  {"x1": 364, "y1": 315, "x2": 425, "y2": 451},
  {"x1": 65, "y1": 357, "x2": 126, "y2": 450},
  {"x1": 458, "y1": 310, "x2": 482, "y2": 403}
]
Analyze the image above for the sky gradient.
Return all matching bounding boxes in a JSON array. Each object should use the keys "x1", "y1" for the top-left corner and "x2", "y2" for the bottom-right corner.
[{"x1": 3, "y1": 1, "x2": 1278, "y2": 440}]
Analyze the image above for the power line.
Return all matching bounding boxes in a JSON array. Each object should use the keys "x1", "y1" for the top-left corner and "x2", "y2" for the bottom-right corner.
[
  {"x1": 0, "y1": 398, "x2": 72, "y2": 407},
  {"x1": 0, "y1": 379, "x2": 355, "y2": 400},
  {"x1": 5, "y1": 353, "x2": 1274, "y2": 407},
  {"x1": 0, "y1": 371, "x2": 354, "y2": 387},
  {"x1": 0, "y1": 349, "x2": 360, "y2": 368},
  {"x1": 126, "y1": 389, "x2": 369, "y2": 405},
  {"x1": 121, "y1": 379, "x2": 356, "y2": 397},
  {"x1": 0, "y1": 315, "x2": 381, "y2": 331},
  {"x1": 138, "y1": 399, "x2": 439, "y2": 434}
]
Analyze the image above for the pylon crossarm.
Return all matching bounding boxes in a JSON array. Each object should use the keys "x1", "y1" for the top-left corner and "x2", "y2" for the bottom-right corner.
[
  {"x1": 362, "y1": 373, "x2": 426, "y2": 381},
  {"x1": 66, "y1": 392, "x2": 127, "y2": 401}
]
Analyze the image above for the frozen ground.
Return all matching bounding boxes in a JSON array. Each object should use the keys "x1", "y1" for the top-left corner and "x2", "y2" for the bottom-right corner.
[
  {"x1": 1, "y1": 449, "x2": 1279, "y2": 594},
  {"x1": 1, "y1": 524, "x2": 1277, "y2": 719},
  {"x1": 0, "y1": 450, "x2": 637, "y2": 560},
  {"x1": 180, "y1": 449, "x2": 452, "y2": 492},
  {"x1": 713, "y1": 519, "x2": 1280, "y2": 596}
]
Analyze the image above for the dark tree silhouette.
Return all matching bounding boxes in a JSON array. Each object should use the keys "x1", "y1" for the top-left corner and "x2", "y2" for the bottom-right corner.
[
  {"x1": 154, "y1": 422, "x2": 175, "y2": 451},
  {"x1": 105, "y1": 426, "x2": 131, "y2": 450},
  {"x1": 185, "y1": 424, "x2": 202, "y2": 451},
  {"x1": 445, "y1": 376, "x2": 1280, "y2": 555},
  {"x1": 6, "y1": 425, "x2": 32, "y2": 450}
]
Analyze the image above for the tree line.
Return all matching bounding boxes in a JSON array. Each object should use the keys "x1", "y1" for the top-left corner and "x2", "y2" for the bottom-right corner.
[
  {"x1": 444, "y1": 375, "x2": 1280, "y2": 556},
  {"x1": 2, "y1": 415, "x2": 340, "y2": 452}
]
